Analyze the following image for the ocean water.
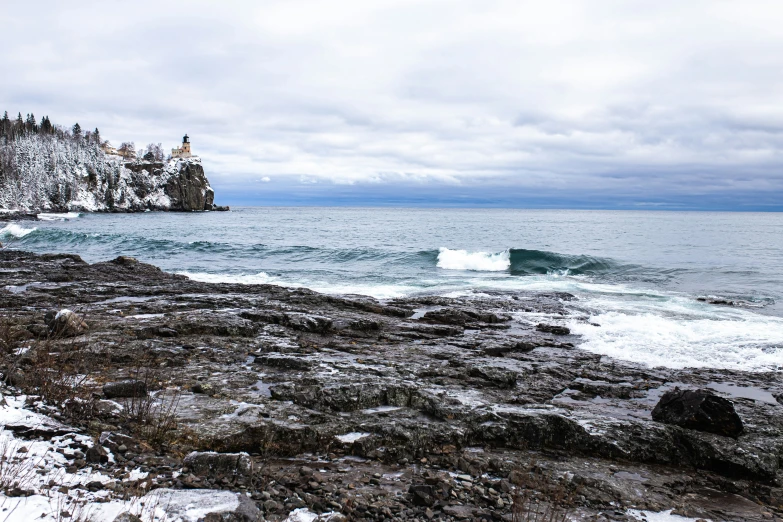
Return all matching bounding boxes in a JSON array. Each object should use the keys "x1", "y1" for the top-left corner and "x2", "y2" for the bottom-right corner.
[{"x1": 2, "y1": 208, "x2": 783, "y2": 372}]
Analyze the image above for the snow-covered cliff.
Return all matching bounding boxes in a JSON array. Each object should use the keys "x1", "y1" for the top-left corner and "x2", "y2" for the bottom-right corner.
[{"x1": 0, "y1": 134, "x2": 219, "y2": 212}]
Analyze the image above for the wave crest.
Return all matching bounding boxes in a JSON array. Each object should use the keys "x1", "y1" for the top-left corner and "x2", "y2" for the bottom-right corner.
[
  {"x1": 0, "y1": 224, "x2": 37, "y2": 238},
  {"x1": 508, "y1": 249, "x2": 614, "y2": 275},
  {"x1": 436, "y1": 247, "x2": 616, "y2": 274},
  {"x1": 436, "y1": 248, "x2": 511, "y2": 271}
]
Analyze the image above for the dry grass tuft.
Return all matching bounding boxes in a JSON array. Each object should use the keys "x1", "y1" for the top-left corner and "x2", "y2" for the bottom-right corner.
[{"x1": 113, "y1": 365, "x2": 181, "y2": 449}]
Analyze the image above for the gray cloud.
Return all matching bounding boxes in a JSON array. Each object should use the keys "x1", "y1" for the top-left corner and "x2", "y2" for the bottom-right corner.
[{"x1": 3, "y1": 0, "x2": 783, "y2": 206}]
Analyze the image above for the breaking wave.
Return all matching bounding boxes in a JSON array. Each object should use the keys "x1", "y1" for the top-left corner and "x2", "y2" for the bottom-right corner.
[
  {"x1": 436, "y1": 248, "x2": 510, "y2": 271},
  {"x1": 436, "y1": 247, "x2": 618, "y2": 275},
  {"x1": 0, "y1": 224, "x2": 37, "y2": 238}
]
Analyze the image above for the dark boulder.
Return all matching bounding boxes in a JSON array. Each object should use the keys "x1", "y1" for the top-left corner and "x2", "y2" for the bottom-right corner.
[
  {"x1": 111, "y1": 256, "x2": 139, "y2": 266},
  {"x1": 652, "y1": 388, "x2": 743, "y2": 438},
  {"x1": 409, "y1": 484, "x2": 437, "y2": 506},
  {"x1": 86, "y1": 444, "x2": 109, "y2": 464},
  {"x1": 536, "y1": 323, "x2": 570, "y2": 335},
  {"x1": 103, "y1": 379, "x2": 148, "y2": 399}
]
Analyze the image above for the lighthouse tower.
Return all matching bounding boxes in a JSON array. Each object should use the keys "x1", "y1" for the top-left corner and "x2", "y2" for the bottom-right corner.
[{"x1": 171, "y1": 134, "x2": 193, "y2": 159}]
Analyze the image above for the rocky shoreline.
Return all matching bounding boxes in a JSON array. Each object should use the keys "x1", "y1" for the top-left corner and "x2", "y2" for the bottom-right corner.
[{"x1": 0, "y1": 250, "x2": 781, "y2": 521}]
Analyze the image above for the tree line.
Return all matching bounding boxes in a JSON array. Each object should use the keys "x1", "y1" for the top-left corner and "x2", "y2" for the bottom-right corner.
[{"x1": 0, "y1": 111, "x2": 167, "y2": 162}]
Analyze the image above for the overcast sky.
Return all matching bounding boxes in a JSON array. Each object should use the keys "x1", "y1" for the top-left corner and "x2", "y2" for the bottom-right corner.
[{"x1": 4, "y1": 1, "x2": 783, "y2": 208}]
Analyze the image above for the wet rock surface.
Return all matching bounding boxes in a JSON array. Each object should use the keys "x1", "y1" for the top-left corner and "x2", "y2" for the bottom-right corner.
[{"x1": 0, "y1": 250, "x2": 781, "y2": 521}]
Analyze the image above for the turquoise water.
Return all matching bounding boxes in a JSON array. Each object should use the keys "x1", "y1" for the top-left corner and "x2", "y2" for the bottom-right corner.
[{"x1": 2, "y1": 208, "x2": 783, "y2": 370}]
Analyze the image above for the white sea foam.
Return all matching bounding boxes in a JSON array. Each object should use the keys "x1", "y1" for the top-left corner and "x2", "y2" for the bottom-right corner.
[
  {"x1": 37, "y1": 212, "x2": 81, "y2": 221},
  {"x1": 0, "y1": 223, "x2": 37, "y2": 238},
  {"x1": 306, "y1": 282, "x2": 417, "y2": 299},
  {"x1": 178, "y1": 271, "x2": 418, "y2": 299},
  {"x1": 181, "y1": 267, "x2": 783, "y2": 372},
  {"x1": 567, "y1": 293, "x2": 783, "y2": 371},
  {"x1": 437, "y1": 247, "x2": 510, "y2": 271},
  {"x1": 178, "y1": 271, "x2": 277, "y2": 285}
]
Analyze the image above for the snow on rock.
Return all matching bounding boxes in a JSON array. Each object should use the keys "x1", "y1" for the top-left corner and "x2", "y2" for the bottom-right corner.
[
  {"x1": 285, "y1": 508, "x2": 343, "y2": 521},
  {"x1": 335, "y1": 432, "x2": 371, "y2": 443},
  {"x1": 628, "y1": 509, "x2": 712, "y2": 522},
  {"x1": 0, "y1": 394, "x2": 158, "y2": 521},
  {"x1": 0, "y1": 394, "x2": 72, "y2": 436},
  {"x1": 139, "y1": 488, "x2": 260, "y2": 522},
  {"x1": 0, "y1": 135, "x2": 216, "y2": 212}
]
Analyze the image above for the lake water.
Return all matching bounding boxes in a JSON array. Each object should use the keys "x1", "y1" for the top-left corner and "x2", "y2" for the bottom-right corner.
[{"x1": 3, "y1": 208, "x2": 782, "y2": 371}]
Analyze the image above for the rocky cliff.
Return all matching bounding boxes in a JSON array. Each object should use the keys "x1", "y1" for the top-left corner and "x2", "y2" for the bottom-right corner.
[
  {"x1": 121, "y1": 157, "x2": 218, "y2": 212},
  {"x1": 0, "y1": 134, "x2": 225, "y2": 212}
]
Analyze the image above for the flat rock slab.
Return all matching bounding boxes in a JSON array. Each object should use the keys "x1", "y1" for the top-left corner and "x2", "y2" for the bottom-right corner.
[
  {"x1": 144, "y1": 488, "x2": 260, "y2": 522},
  {"x1": 183, "y1": 451, "x2": 253, "y2": 478}
]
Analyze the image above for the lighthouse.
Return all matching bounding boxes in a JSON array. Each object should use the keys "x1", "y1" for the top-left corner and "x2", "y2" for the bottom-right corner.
[{"x1": 171, "y1": 134, "x2": 192, "y2": 159}]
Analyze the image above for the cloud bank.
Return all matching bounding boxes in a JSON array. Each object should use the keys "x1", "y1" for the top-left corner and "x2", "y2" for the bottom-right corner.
[{"x1": 3, "y1": 0, "x2": 783, "y2": 208}]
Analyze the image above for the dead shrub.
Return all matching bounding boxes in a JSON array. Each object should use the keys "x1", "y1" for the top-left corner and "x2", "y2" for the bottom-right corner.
[
  {"x1": 0, "y1": 432, "x2": 47, "y2": 495},
  {"x1": 16, "y1": 337, "x2": 99, "y2": 419},
  {"x1": 120, "y1": 384, "x2": 182, "y2": 449}
]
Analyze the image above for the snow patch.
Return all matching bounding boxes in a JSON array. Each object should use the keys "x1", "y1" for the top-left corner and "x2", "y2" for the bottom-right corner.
[
  {"x1": 140, "y1": 489, "x2": 240, "y2": 522},
  {"x1": 285, "y1": 508, "x2": 341, "y2": 521},
  {"x1": 335, "y1": 432, "x2": 371, "y2": 443},
  {"x1": 628, "y1": 509, "x2": 711, "y2": 522}
]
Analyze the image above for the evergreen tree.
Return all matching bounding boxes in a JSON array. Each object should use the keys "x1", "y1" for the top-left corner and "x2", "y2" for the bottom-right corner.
[
  {"x1": 0, "y1": 112, "x2": 9, "y2": 138},
  {"x1": 72, "y1": 122, "x2": 82, "y2": 139},
  {"x1": 26, "y1": 113, "x2": 37, "y2": 133},
  {"x1": 93, "y1": 128, "x2": 100, "y2": 144}
]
